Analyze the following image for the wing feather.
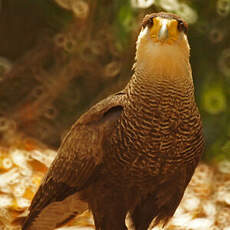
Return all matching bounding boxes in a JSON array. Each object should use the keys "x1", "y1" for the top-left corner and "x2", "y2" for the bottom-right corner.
[{"x1": 22, "y1": 91, "x2": 125, "y2": 230}]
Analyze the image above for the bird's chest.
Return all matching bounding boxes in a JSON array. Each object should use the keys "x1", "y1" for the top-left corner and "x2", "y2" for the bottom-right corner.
[{"x1": 103, "y1": 96, "x2": 202, "y2": 185}]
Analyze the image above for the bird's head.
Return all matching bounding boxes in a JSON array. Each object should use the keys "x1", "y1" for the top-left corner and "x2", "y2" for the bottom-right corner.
[{"x1": 135, "y1": 12, "x2": 191, "y2": 80}]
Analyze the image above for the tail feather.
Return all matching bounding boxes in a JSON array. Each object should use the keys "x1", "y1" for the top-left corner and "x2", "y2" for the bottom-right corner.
[{"x1": 22, "y1": 192, "x2": 88, "y2": 230}]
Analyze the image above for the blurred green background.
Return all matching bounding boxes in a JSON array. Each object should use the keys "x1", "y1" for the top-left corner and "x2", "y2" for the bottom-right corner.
[{"x1": 0, "y1": 0, "x2": 229, "y2": 161}]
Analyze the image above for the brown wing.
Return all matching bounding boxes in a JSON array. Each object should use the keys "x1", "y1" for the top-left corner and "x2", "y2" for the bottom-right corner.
[{"x1": 22, "y1": 91, "x2": 125, "y2": 230}]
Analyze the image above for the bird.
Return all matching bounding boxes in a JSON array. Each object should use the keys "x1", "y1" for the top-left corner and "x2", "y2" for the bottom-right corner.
[{"x1": 22, "y1": 12, "x2": 204, "y2": 230}]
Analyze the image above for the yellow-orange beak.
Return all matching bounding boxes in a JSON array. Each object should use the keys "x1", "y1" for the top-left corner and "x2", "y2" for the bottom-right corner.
[{"x1": 150, "y1": 17, "x2": 179, "y2": 44}]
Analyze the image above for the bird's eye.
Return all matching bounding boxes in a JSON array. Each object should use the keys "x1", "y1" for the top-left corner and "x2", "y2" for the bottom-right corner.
[
  {"x1": 147, "y1": 18, "x2": 154, "y2": 28},
  {"x1": 142, "y1": 17, "x2": 154, "y2": 29},
  {"x1": 177, "y1": 20, "x2": 187, "y2": 34}
]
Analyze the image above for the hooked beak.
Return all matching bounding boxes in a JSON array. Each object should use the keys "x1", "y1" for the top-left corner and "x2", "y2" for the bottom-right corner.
[
  {"x1": 158, "y1": 20, "x2": 168, "y2": 40},
  {"x1": 150, "y1": 17, "x2": 179, "y2": 44}
]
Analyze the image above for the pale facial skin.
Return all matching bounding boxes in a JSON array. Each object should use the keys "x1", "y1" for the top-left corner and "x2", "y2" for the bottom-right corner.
[{"x1": 135, "y1": 16, "x2": 191, "y2": 82}]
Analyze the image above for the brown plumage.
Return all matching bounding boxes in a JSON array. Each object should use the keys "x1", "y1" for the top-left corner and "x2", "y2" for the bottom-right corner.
[{"x1": 22, "y1": 12, "x2": 204, "y2": 230}]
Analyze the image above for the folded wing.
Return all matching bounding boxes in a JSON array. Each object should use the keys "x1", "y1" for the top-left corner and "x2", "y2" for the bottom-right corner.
[{"x1": 22, "y1": 92, "x2": 125, "y2": 230}]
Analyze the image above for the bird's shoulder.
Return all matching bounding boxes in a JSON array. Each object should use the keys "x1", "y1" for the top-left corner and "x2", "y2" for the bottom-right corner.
[{"x1": 76, "y1": 90, "x2": 126, "y2": 125}]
